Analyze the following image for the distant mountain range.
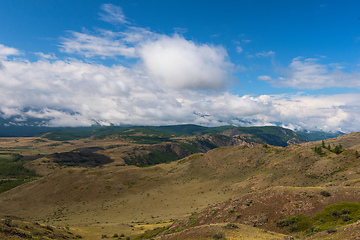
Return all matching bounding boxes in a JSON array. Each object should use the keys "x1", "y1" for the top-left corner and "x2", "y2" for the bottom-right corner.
[{"x1": 0, "y1": 121, "x2": 344, "y2": 142}]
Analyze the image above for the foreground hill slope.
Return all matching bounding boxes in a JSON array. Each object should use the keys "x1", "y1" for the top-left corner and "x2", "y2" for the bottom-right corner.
[{"x1": 0, "y1": 131, "x2": 359, "y2": 239}]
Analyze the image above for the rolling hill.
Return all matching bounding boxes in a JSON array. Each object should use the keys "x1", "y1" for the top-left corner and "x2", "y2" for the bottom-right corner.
[{"x1": 0, "y1": 126, "x2": 358, "y2": 239}]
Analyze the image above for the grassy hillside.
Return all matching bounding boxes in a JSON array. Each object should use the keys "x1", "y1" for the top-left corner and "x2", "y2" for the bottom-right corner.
[
  {"x1": 0, "y1": 216, "x2": 76, "y2": 239},
  {"x1": 0, "y1": 130, "x2": 360, "y2": 239},
  {"x1": 1, "y1": 123, "x2": 320, "y2": 169},
  {"x1": 38, "y1": 125, "x2": 308, "y2": 168},
  {"x1": 0, "y1": 133, "x2": 360, "y2": 239}
]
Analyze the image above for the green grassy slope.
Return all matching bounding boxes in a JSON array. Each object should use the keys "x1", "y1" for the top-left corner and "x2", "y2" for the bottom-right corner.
[{"x1": 0, "y1": 153, "x2": 39, "y2": 193}]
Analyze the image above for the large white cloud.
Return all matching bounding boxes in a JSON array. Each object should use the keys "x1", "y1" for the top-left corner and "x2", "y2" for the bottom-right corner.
[
  {"x1": 60, "y1": 28, "x2": 233, "y2": 91},
  {"x1": 138, "y1": 35, "x2": 233, "y2": 90},
  {"x1": 1, "y1": 5, "x2": 360, "y2": 133},
  {"x1": 0, "y1": 56, "x2": 199, "y2": 127},
  {"x1": 1, "y1": 53, "x2": 360, "y2": 132}
]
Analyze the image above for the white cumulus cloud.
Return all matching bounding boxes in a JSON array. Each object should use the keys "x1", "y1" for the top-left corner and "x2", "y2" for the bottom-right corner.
[
  {"x1": 267, "y1": 57, "x2": 360, "y2": 89},
  {"x1": 138, "y1": 34, "x2": 233, "y2": 90},
  {"x1": 1, "y1": 5, "x2": 359, "y2": 133},
  {"x1": 1, "y1": 53, "x2": 360, "y2": 132},
  {"x1": 60, "y1": 25, "x2": 233, "y2": 91}
]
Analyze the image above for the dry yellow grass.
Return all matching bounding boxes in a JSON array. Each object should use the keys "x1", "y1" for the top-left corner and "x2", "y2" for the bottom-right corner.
[
  {"x1": 156, "y1": 223, "x2": 288, "y2": 240},
  {"x1": 1, "y1": 132, "x2": 360, "y2": 239}
]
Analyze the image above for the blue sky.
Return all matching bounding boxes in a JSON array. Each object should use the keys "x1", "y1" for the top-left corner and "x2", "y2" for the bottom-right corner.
[{"x1": 0, "y1": 0, "x2": 360, "y2": 132}]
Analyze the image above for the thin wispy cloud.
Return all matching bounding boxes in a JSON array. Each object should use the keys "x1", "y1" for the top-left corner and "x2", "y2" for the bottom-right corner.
[
  {"x1": 257, "y1": 75, "x2": 271, "y2": 81},
  {"x1": 235, "y1": 46, "x2": 243, "y2": 54},
  {"x1": 255, "y1": 50, "x2": 275, "y2": 57},
  {"x1": 99, "y1": 3, "x2": 129, "y2": 25},
  {"x1": 60, "y1": 31, "x2": 136, "y2": 58},
  {"x1": 34, "y1": 52, "x2": 57, "y2": 60},
  {"x1": 0, "y1": 44, "x2": 21, "y2": 59}
]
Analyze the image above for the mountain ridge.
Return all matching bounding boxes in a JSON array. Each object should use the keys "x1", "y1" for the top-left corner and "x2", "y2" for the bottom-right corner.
[{"x1": 0, "y1": 122, "x2": 344, "y2": 141}]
